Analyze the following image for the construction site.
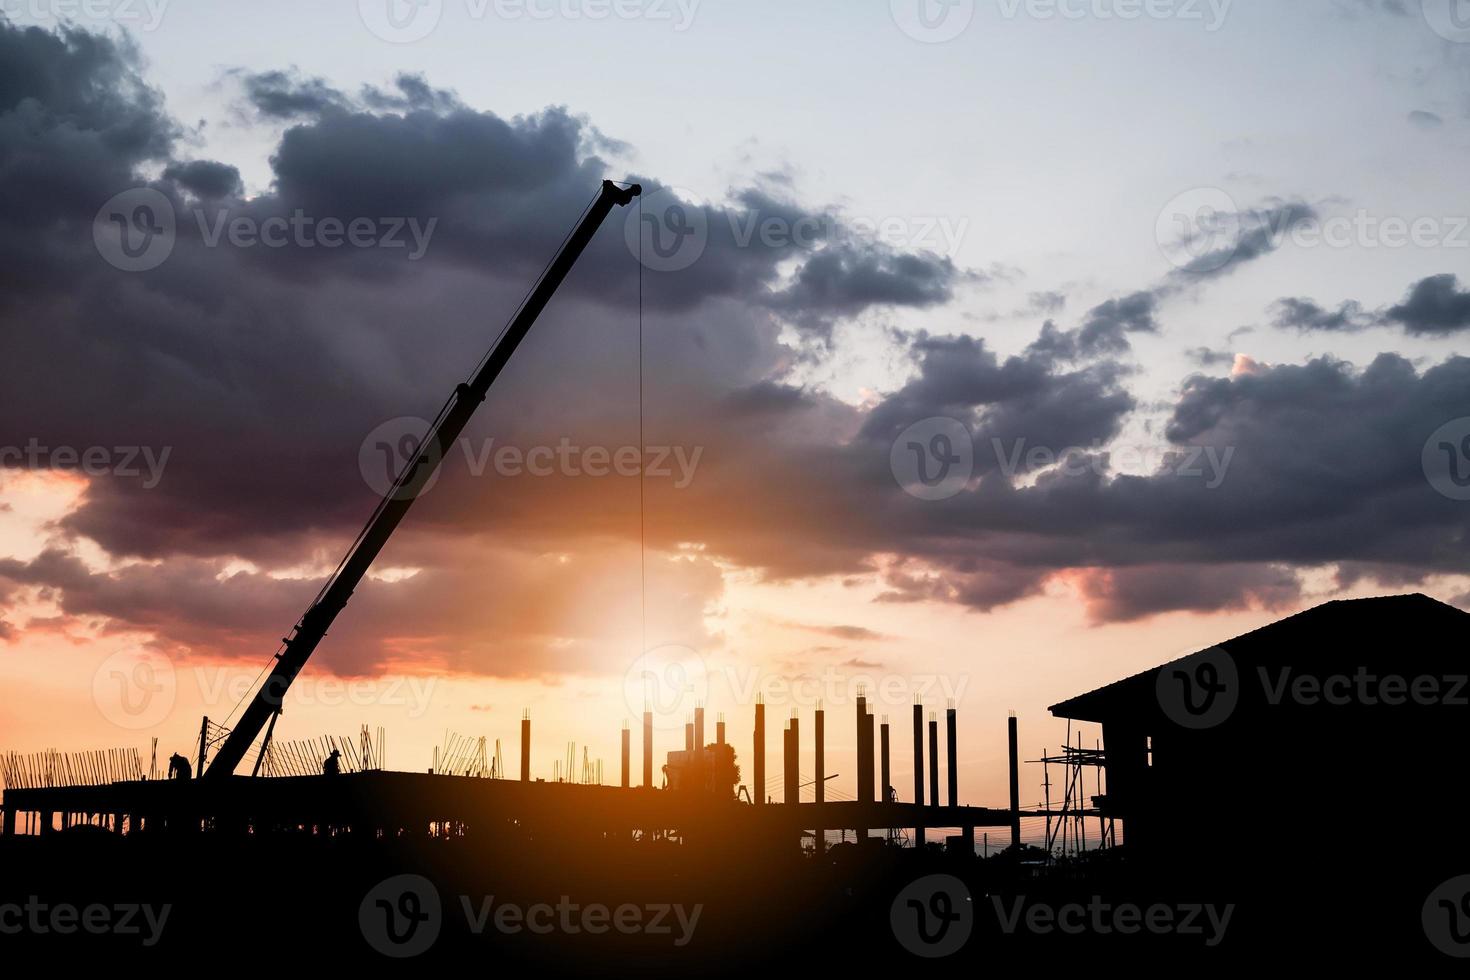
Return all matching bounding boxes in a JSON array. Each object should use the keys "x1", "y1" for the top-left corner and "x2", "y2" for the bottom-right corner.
[
  {"x1": 0, "y1": 180, "x2": 1075, "y2": 860},
  {"x1": 0, "y1": 178, "x2": 1142, "y2": 969},
  {"x1": 0, "y1": 690, "x2": 1116, "y2": 966},
  {"x1": 2, "y1": 179, "x2": 1462, "y2": 968},
  {"x1": 0, "y1": 700, "x2": 1043, "y2": 853}
]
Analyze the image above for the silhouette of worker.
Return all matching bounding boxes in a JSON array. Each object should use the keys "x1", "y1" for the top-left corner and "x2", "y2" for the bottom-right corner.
[
  {"x1": 168, "y1": 753, "x2": 191, "y2": 781},
  {"x1": 323, "y1": 749, "x2": 342, "y2": 776}
]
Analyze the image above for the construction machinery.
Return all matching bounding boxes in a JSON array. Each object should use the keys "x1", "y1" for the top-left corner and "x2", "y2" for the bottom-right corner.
[{"x1": 204, "y1": 180, "x2": 642, "y2": 779}]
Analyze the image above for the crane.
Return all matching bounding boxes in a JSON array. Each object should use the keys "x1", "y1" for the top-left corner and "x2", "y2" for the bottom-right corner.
[{"x1": 205, "y1": 180, "x2": 642, "y2": 779}]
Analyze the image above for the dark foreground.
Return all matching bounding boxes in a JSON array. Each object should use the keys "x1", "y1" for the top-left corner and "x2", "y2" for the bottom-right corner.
[{"x1": 0, "y1": 829, "x2": 1462, "y2": 970}]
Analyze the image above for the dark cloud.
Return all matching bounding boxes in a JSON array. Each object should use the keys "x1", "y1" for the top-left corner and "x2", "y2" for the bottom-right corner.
[
  {"x1": 1264, "y1": 275, "x2": 1470, "y2": 338},
  {"x1": 1227, "y1": 325, "x2": 1255, "y2": 342},
  {"x1": 1408, "y1": 110, "x2": 1444, "y2": 130},
  {"x1": 1170, "y1": 201, "x2": 1317, "y2": 280},
  {"x1": 360, "y1": 73, "x2": 460, "y2": 114},
  {"x1": 163, "y1": 159, "x2": 242, "y2": 199},
  {"x1": 1025, "y1": 291, "x2": 1159, "y2": 361},
  {"x1": 0, "y1": 22, "x2": 174, "y2": 291},
  {"x1": 1270, "y1": 297, "x2": 1374, "y2": 332},
  {"x1": 1145, "y1": 353, "x2": 1470, "y2": 573},
  {"x1": 848, "y1": 351, "x2": 1470, "y2": 619},
  {"x1": 858, "y1": 332, "x2": 1136, "y2": 474},
  {"x1": 1009, "y1": 204, "x2": 1309, "y2": 364},
  {"x1": 767, "y1": 243, "x2": 965, "y2": 337},
  {"x1": 875, "y1": 556, "x2": 1051, "y2": 611},
  {"x1": 1074, "y1": 291, "x2": 1160, "y2": 354},
  {"x1": 723, "y1": 382, "x2": 813, "y2": 417},
  {"x1": 1073, "y1": 563, "x2": 1303, "y2": 623},
  {"x1": 635, "y1": 184, "x2": 977, "y2": 337},
  {"x1": 1384, "y1": 274, "x2": 1470, "y2": 335},
  {"x1": 236, "y1": 68, "x2": 349, "y2": 119},
  {"x1": 1333, "y1": 561, "x2": 1435, "y2": 591}
]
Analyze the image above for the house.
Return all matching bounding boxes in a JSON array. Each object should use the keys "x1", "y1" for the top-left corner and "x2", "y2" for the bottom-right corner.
[{"x1": 1051, "y1": 593, "x2": 1470, "y2": 872}]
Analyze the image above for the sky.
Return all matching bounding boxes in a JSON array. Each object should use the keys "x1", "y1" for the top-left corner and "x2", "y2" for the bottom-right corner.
[{"x1": 1, "y1": 1, "x2": 1469, "y2": 825}]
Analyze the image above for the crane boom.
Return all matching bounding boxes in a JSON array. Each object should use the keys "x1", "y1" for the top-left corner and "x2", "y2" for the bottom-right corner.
[{"x1": 206, "y1": 180, "x2": 642, "y2": 779}]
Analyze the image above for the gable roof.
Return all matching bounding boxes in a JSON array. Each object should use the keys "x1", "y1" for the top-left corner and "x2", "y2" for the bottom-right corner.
[{"x1": 1048, "y1": 593, "x2": 1470, "y2": 723}]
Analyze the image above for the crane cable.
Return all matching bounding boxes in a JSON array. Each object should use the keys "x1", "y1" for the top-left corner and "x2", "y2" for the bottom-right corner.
[
  {"x1": 637, "y1": 190, "x2": 647, "y2": 667},
  {"x1": 609, "y1": 179, "x2": 646, "y2": 666}
]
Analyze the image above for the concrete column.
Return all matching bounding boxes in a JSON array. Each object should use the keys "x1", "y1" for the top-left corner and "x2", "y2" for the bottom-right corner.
[
  {"x1": 520, "y1": 712, "x2": 531, "y2": 781},
  {"x1": 946, "y1": 706, "x2": 958, "y2": 806},
  {"x1": 754, "y1": 700, "x2": 765, "y2": 805},
  {"x1": 912, "y1": 704, "x2": 924, "y2": 806},
  {"x1": 814, "y1": 706, "x2": 825, "y2": 853},
  {"x1": 694, "y1": 706, "x2": 705, "y2": 751},
  {"x1": 864, "y1": 712, "x2": 875, "y2": 803},
  {"x1": 783, "y1": 724, "x2": 798, "y2": 805},
  {"x1": 642, "y1": 710, "x2": 654, "y2": 788},
  {"x1": 814, "y1": 707, "x2": 825, "y2": 804},
  {"x1": 1008, "y1": 714, "x2": 1021, "y2": 849},
  {"x1": 928, "y1": 714, "x2": 939, "y2": 811},
  {"x1": 789, "y1": 715, "x2": 799, "y2": 804},
  {"x1": 880, "y1": 719, "x2": 891, "y2": 803},
  {"x1": 621, "y1": 725, "x2": 631, "y2": 789}
]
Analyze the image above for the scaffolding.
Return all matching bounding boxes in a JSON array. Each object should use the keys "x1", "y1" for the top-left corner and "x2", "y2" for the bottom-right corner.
[{"x1": 1029, "y1": 721, "x2": 1116, "y2": 861}]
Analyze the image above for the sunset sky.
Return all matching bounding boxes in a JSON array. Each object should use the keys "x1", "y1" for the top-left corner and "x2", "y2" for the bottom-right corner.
[{"x1": 2, "y1": 2, "x2": 1469, "y2": 820}]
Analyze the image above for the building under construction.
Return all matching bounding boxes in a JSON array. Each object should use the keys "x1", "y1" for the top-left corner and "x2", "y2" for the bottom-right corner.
[
  {"x1": 0, "y1": 696, "x2": 1030, "y2": 855},
  {"x1": 0, "y1": 690, "x2": 1043, "y2": 968}
]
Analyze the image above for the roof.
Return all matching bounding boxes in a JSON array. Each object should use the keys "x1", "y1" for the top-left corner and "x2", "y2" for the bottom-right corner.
[{"x1": 1048, "y1": 593, "x2": 1470, "y2": 723}]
